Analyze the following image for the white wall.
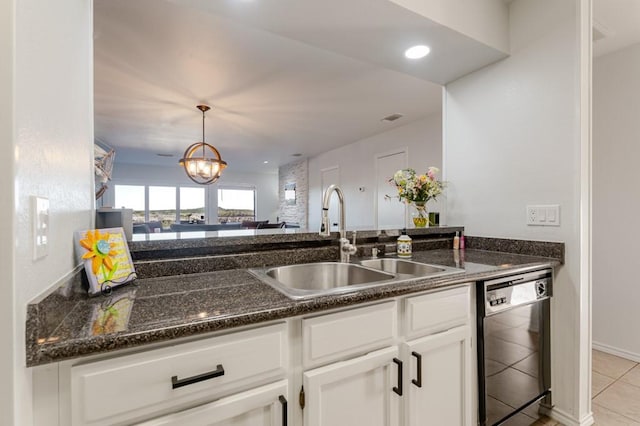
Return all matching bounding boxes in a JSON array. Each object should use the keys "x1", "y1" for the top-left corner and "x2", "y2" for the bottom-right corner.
[
  {"x1": 104, "y1": 163, "x2": 279, "y2": 223},
  {"x1": 308, "y1": 113, "x2": 443, "y2": 231},
  {"x1": 389, "y1": 0, "x2": 510, "y2": 53},
  {"x1": 0, "y1": 0, "x2": 15, "y2": 424},
  {"x1": 593, "y1": 43, "x2": 640, "y2": 360},
  {"x1": 10, "y1": 1, "x2": 95, "y2": 425},
  {"x1": 444, "y1": 0, "x2": 592, "y2": 424}
]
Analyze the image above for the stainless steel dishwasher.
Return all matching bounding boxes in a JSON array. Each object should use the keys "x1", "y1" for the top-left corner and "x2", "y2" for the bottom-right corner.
[{"x1": 476, "y1": 269, "x2": 552, "y2": 426}]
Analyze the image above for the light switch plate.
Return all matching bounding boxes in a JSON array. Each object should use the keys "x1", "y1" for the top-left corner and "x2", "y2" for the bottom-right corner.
[
  {"x1": 526, "y1": 204, "x2": 560, "y2": 226},
  {"x1": 32, "y1": 196, "x2": 49, "y2": 260}
]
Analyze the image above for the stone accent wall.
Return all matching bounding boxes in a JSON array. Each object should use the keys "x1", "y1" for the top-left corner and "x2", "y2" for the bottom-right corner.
[{"x1": 278, "y1": 159, "x2": 308, "y2": 228}]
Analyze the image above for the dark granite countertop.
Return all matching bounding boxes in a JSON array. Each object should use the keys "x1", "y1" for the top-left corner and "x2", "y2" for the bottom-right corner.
[{"x1": 26, "y1": 248, "x2": 560, "y2": 367}]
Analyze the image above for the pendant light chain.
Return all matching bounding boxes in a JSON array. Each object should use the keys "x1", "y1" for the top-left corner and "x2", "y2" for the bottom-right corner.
[{"x1": 202, "y1": 108, "x2": 206, "y2": 157}]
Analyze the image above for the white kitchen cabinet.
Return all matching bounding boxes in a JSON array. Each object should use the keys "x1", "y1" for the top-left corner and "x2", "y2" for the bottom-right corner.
[
  {"x1": 137, "y1": 380, "x2": 288, "y2": 426},
  {"x1": 65, "y1": 323, "x2": 288, "y2": 426},
  {"x1": 403, "y1": 325, "x2": 472, "y2": 426},
  {"x1": 42, "y1": 286, "x2": 474, "y2": 426},
  {"x1": 302, "y1": 300, "x2": 397, "y2": 369},
  {"x1": 299, "y1": 286, "x2": 472, "y2": 426},
  {"x1": 303, "y1": 346, "x2": 401, "y2": 426},
  {"x1": 404, "y1": 285, "x2": 470, "y2": 339}
]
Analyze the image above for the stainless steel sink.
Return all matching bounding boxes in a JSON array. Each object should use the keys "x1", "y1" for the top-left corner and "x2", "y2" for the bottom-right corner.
[
  {"x1": 250, "y1": 258, "x2": 465, "y2": 300},
  {"x1": 359, "y1": 258, "x2": 464, "y2": 279},
  {"x1": 249, "y1": 262, "x2": 395, "y2": 299}
]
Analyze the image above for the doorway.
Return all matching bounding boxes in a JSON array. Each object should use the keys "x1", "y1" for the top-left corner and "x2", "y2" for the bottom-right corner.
[{"x1": 375, "y1": 149, "x2": 407, "y2": 230}]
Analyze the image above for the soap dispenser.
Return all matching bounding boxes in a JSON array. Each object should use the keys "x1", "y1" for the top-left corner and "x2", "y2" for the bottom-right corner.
[{"x1": 397, "y1": 229, "x2": 412, "y2": 258}]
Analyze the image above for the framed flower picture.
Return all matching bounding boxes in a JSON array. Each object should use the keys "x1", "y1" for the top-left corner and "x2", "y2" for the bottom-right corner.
[{"x1": 74, "y1": 227, "x2": 137, "y2": 296}]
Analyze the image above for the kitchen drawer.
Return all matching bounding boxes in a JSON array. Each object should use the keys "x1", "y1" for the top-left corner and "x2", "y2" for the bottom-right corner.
[
  {"x1": 405, "y1": 286, "x2": 470, "y2": 339},
  {"x1": 70, "y1": 323, "x2": 288, "y2": 426},
  {"x1": 137, "y1": 380, "x2": 288, "y2": 426},
  {"x1": 302, "y1": 301, "x2": 396, "y2": 369}
]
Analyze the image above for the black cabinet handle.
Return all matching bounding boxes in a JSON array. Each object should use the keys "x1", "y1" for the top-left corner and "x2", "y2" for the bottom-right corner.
[
  {"x1": 279, "y1": 395, "x2": 288, "y2": 426},
  {"x1": 171, "y1": 364, "x2": 225, "y2": 389},
  {"x1": 411, "y1": 351, "x2": 422, "y2": 388},
  {"x1": 392, "y1": 358, "x2": 403, "y2": 396}
]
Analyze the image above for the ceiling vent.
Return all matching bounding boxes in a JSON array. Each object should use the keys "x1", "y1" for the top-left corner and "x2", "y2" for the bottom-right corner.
[
  {"x1": 156, "y1": 153, "x2": 174, "y2": 157},
  {"x1": 381, "y1": 113, "x2": 403, "y2": 122}
]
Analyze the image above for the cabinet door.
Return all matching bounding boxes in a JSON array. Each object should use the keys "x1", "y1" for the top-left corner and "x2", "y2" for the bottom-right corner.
[
  {"x1": 404, "y1": 326, "x2": 471, "y2": 426},
  {"x1": 303, "y1": 346, "x2": 400, "y2": 426},
  {"x1": 137, "y1": 380, "x2": 288, "y2": 426}
]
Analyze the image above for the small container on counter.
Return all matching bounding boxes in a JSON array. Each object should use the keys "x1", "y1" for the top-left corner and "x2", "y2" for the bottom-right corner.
[
  {"x1": 397, "y1": 229, "x2": 412, "y2": 258},
  {"x1": 460, "y1": 232, "x2": 465, "y2": 249},
  {"x1": 453, "y1": 231, "x2": 460, "y2": 250}
]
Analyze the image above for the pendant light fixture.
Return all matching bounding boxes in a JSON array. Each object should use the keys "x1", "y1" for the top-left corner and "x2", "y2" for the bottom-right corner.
[{"x1": 179, "y1": 105, "x2": 227, "y2": 185}]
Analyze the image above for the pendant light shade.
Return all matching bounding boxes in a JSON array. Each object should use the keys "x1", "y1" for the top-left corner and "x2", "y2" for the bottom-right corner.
[{"x1": 179, "y1": 105, "x2": 227, "y2": 185}]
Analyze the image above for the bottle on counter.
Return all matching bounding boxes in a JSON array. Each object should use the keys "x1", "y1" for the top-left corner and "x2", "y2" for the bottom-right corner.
[
  {"x1": 460, "y1": 231, "x2": 465, "y2": 249},
  {"x1": 453, "y1": 231, "x2": 460, "y2": 250},
  {"x1": 397, "y1": 229, "x2": 412, "y2": 258}
]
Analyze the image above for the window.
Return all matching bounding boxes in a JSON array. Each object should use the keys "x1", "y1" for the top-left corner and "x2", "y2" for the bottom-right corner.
[
  {"x1": 180, "y1": 187, "x2": 205, "y2": 222},
  {"x1": 148, "y1": 186, "x2": 176, "y2": 229},
  {"x1": 218, "y1": 188, "x2": 255, "y2": 223},
  {"x1": 114, "y1": 185, "x2": 146, "y2": 224},
  {"x1": 113, "y1": 184, "x2": 257, "y2": 229}
]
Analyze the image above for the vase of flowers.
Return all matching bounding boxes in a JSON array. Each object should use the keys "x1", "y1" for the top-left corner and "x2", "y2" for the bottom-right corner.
[{"x1": 387, "y1": 167, "x2": 445, "y2": 228}]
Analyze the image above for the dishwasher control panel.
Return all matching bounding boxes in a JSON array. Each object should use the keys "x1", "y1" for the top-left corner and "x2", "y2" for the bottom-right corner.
[
  {"x1": 483, "y1": 271, "x2": 552, "y2": 316},
  {"x1": 488, "y1": 294, "x2": 508, "y2": 306}
]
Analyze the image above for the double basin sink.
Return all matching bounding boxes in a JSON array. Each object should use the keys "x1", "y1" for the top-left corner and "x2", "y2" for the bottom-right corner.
[{"x1": 249, "y1": 258, "x2": 464, "y2": 299}]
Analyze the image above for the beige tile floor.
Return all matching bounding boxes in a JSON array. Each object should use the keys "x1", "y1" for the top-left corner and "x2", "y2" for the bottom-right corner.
[
  {"x1": 592, "y1": 349, "x2": 640, "y2": 425},
  {"x1": 500, "y1": 350, "x2": 640, "y2": 425}
]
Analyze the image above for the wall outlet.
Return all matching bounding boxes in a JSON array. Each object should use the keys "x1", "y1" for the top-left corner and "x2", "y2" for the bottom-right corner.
[
  {"x1": 33, "y1": 196, "x2": 50, "y2": 260},
  {"x1": 526, "y1": 205, "x2": 560, "y2": 226}
]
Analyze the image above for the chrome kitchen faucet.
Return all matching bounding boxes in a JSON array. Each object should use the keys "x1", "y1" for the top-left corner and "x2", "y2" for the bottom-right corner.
[{"x1": 320, "y1": 184, "x2": 357, "y2": 263}]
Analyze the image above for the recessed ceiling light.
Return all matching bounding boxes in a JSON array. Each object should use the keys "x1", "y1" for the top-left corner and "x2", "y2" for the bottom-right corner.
[
  {"x1": 404, "y1": 45, "x2": 431, "y2": 59},
  {"x1": 263, "y1": 160, "x2": 269, "y2": 164}
]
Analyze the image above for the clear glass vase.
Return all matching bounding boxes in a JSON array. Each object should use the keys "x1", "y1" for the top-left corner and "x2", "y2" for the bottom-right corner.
[{"x1": 412, "y1": 202, "x2": 428, "y2": 228}]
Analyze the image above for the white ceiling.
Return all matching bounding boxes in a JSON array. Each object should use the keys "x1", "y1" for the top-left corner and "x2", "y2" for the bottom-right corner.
[
  {"x1": 94, "y1": 0, "x2": 507, "y2": 172},
  {"x1": 95, "y1": 0, "x2": 640, "y2": 173},
  {"x1": 593, "y1": 0, "x2": 640, "y2": 57}
]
